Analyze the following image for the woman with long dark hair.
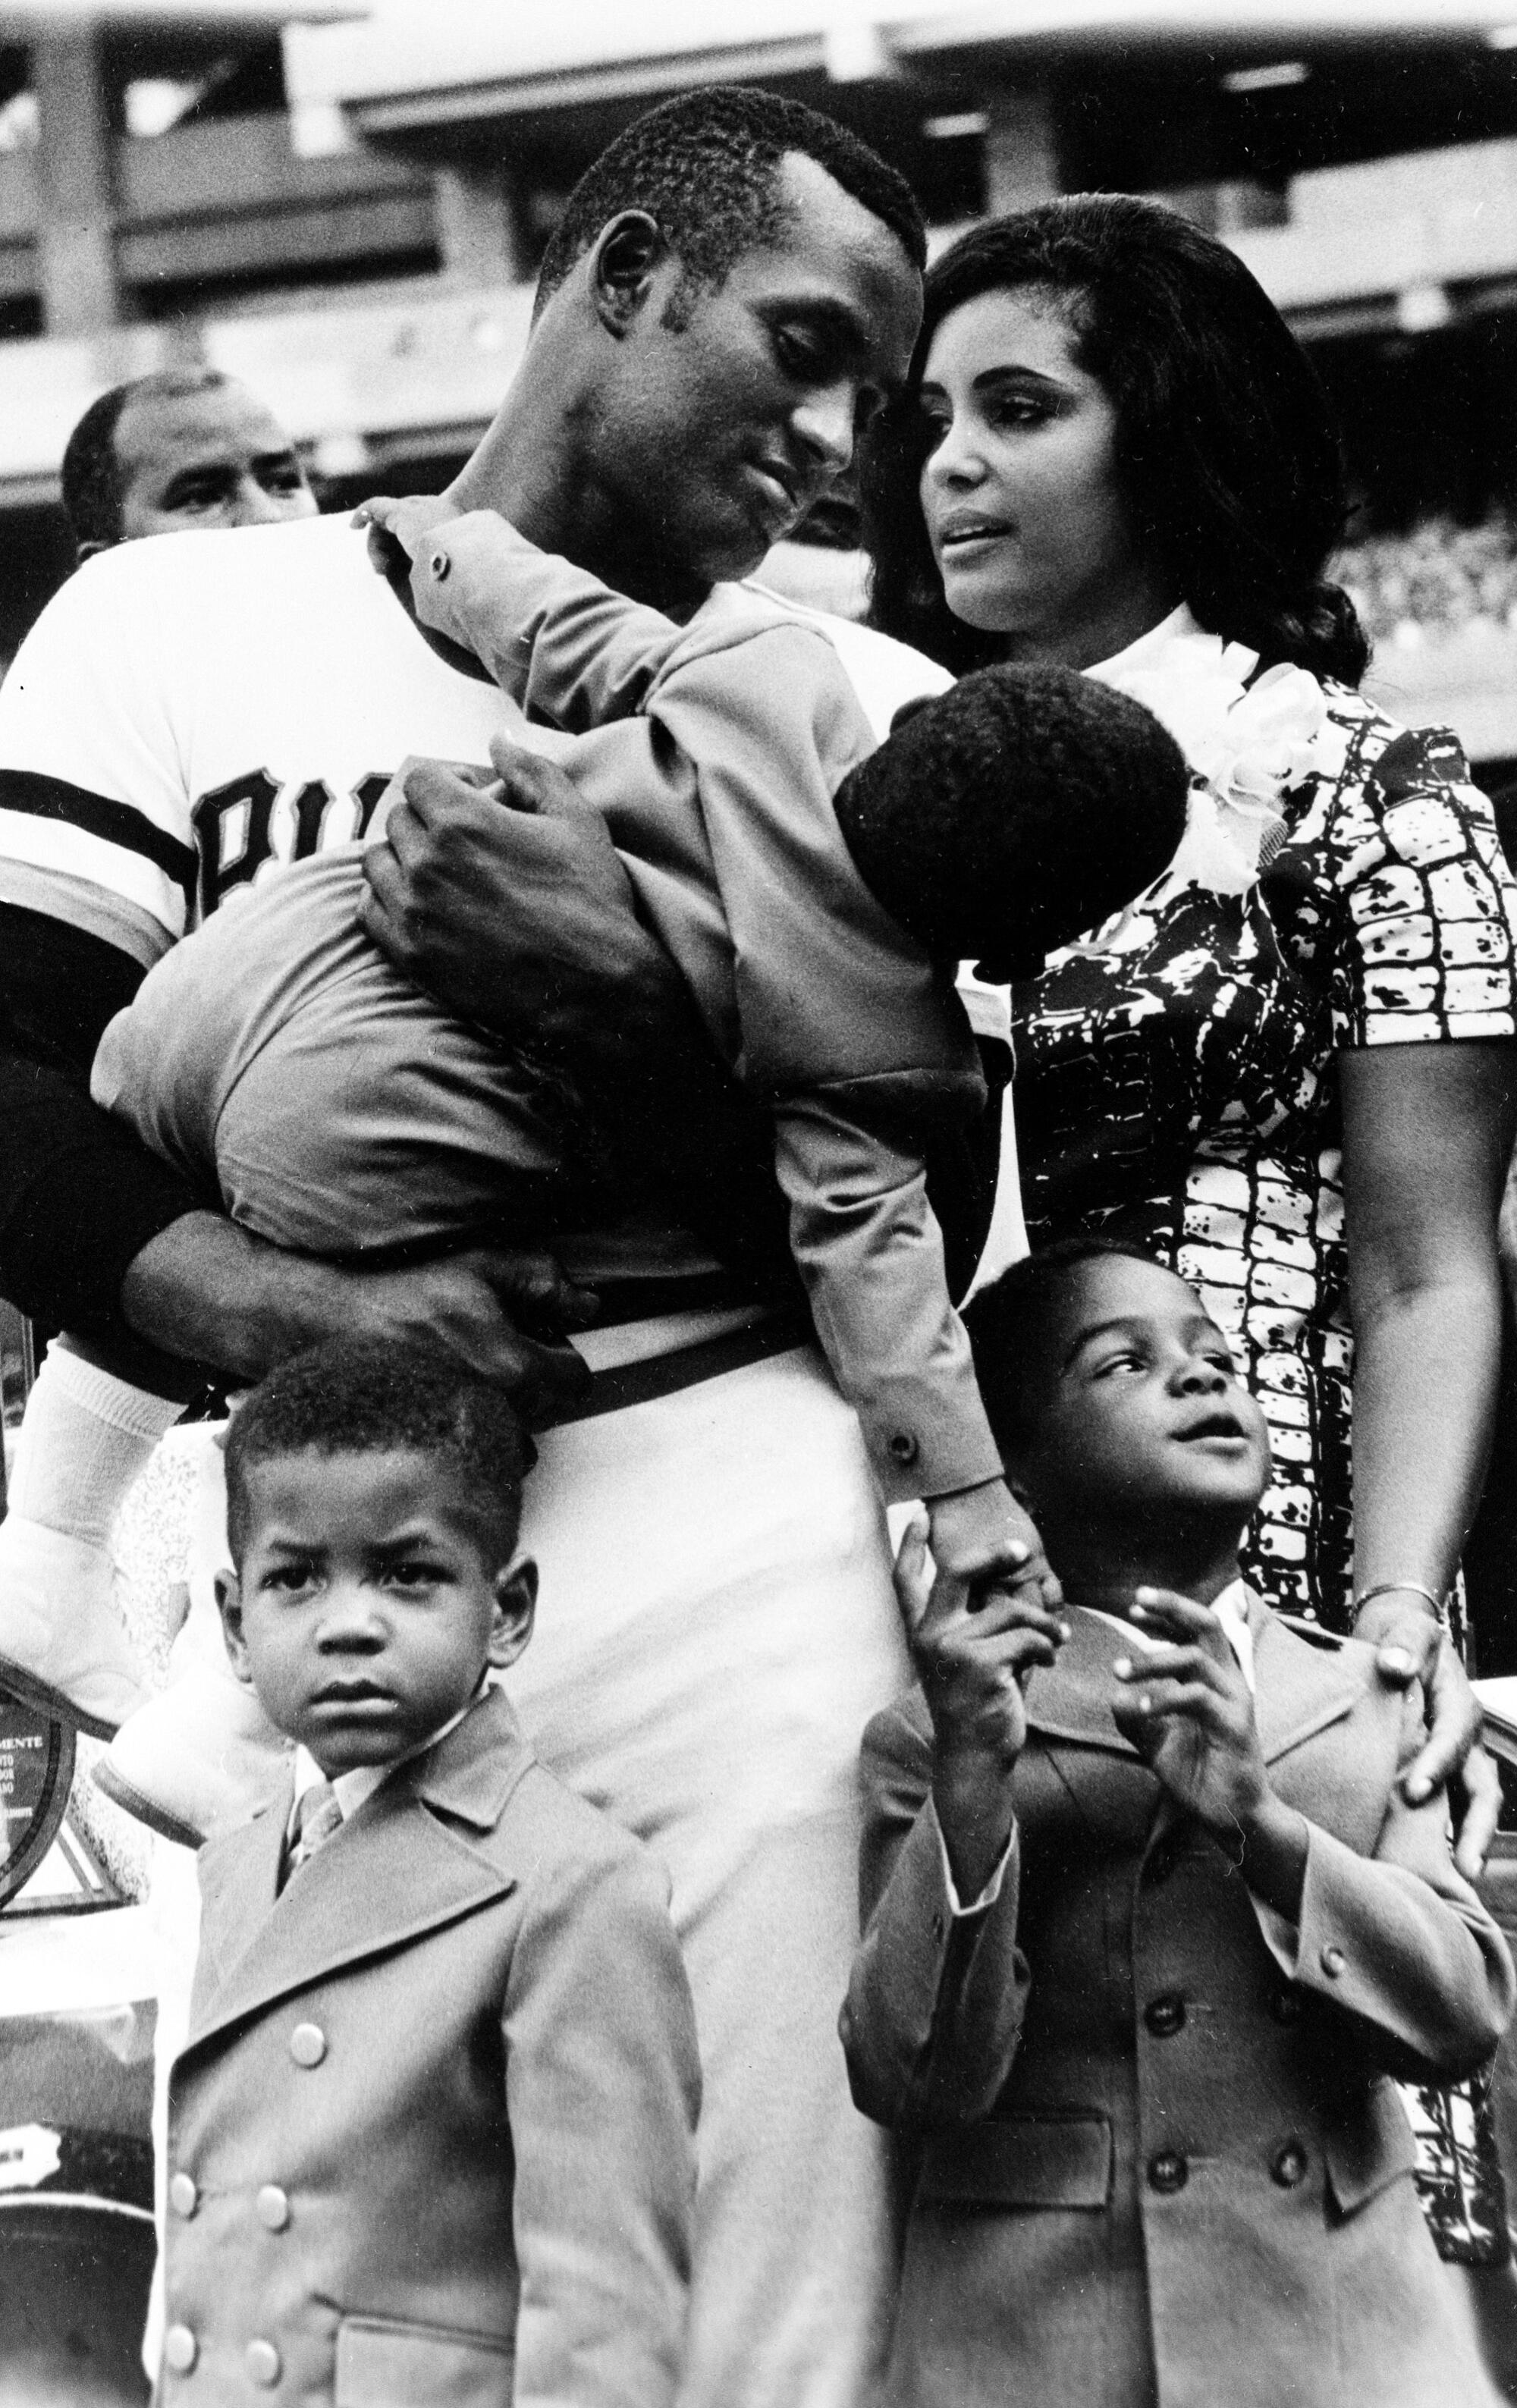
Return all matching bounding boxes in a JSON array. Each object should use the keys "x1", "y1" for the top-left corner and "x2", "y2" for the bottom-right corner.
[{"x1": 863, "y1": 193, "x2": 1517, "y2": 2260}]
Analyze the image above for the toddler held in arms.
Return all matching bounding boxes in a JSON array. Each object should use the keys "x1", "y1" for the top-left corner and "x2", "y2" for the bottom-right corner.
[
  {"x1": 0, "y1": 506, "x2": 1189, "y2": 1785},
  {"x1": 159, "y1": 1336, "x2": 699, "y2": 2407},
  {"x1": 842, "y1": 1239, "x2": 1514, "y2": 2408}
]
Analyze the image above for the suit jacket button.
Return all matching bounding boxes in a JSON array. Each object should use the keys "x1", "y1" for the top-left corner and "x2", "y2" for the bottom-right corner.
[
  {"x1": 1147, "y1": 2149, "x2": 1188, "y2": 2194},
  {"x1": 168, "y1": 2173, "x2": 198, "y2": 2218},
  {"x1": 288, "y1": 2021, "x2": 327, "y2": 2067},
  {"x1": 887, "y1": 1432, "x2": 919, "y2": 1467},
  {"x1": 1271, "y1": 2140, "x2": 1309, "y2": 2189},
  {"x1": 1319, "y1": 1945, "x2": 1346, "y2": 1979},
  {"x1": 163, "y1": 2325, "x2": 197, "y2": 2375},
  {"x1": 246, "y1": 2339, "x2": 281, "y2": 2388},
  {"x1": 1143, "y1": 1992, "x2": 1186, "y2": 2037},
  {"x1": 256, "y1": 2184, "x2": 291, "y2": 2231}
]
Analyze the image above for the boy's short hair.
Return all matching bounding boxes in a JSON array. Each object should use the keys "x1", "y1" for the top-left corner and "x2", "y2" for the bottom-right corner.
[
  {"x1": 224, "y1": 1338, "x2": 535, "y2": 1568},
  {"x1": 832, "y1": 664, "x2": 1191, "y2": 978},
  {"x1": 965, "y1": 1235, "x2": 1167, "y2": 1452}
]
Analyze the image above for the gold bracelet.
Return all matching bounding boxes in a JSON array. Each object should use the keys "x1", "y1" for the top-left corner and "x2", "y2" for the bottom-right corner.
[{"x1": 1351, "y1": 1580, "x2": 1448, "y2": 1627}]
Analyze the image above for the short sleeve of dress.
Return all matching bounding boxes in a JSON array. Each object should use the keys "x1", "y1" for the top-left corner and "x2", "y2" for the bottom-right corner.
[{"x1": 1321, "y1": 711, "x2": 1517, "y2": 1050}]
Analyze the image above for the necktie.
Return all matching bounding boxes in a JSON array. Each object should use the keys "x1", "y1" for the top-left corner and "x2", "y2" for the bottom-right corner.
[{"x1": 284, "y1": 1779, "x2": 343, "y2": 1887}]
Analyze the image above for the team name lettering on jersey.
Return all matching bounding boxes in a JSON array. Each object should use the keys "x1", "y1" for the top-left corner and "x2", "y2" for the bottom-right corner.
[{"x1": 192, "y1": 769, "x2": 391, "y2": 919}]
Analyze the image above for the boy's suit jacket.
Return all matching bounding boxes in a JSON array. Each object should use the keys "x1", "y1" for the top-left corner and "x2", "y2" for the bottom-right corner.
[
  {"x1": 159, "y1": 1689, "x2": 701, "y2": 2408},
  {"x1": 843, "y1": 1600, "x2": 1515, "y2": 2408}
]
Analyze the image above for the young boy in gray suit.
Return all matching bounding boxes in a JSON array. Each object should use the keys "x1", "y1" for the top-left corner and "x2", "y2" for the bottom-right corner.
[
  {"x1": 843, "y1": 1239, "x2": 1515, "y2": 2408},
  {"x1": 159, "y1": 1337, "x2": 700, "y2": 2408}
]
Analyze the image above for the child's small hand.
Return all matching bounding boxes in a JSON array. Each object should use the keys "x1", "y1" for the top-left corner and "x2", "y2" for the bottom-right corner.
[
  {"x1": 354, "y1": 491, "x2": 462, "y2": 564},
  {"x1": 1110, "y1": 1588, "x2": 1309, "y2": 1917},
  {"x1": 1109, "y1": 1587, "x2": 1267, "y2": 1835},
  {"x1": 925, "y1": 1478, "x2": 1062, "y2": 1616},
  {"x1": 1117, "y1": 1589, "x2": 1280, "y2": 1830},
  {"x1": 894, "y1": 1515, "x2": 1069, "y2": 1902}
]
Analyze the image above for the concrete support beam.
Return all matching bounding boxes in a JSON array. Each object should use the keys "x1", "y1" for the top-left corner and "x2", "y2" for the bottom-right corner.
[
  {"x1": 434, "y1": 165, "x2": 525, "y2": 287},
  {"x1": 33, "y1": 30, "x2": 119, "y2": 335},
  {"x1": 983, "y1": 88, "x2": 1060, "y2": 217}
]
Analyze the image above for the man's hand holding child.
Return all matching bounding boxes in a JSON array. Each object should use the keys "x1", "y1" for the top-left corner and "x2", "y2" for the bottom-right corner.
[
  {"x1": 1110, "y1": 1587, "x2": 1309, "y2": 1923},
  {"x1": 894, "y1": 1510, "x2": 1069, "y2": 1904}
]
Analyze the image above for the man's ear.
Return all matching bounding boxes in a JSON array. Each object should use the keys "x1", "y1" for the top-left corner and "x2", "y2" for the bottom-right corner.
[
  {"x1": 590, "y1": 211, "x2": 664, "y2": 336},
  {"x1": 214, "y1": 1568, "x2": 257, "y2": 1689},
  {"x1": 488, "y1": 1555, "x2": 539, "y2": 1672}
]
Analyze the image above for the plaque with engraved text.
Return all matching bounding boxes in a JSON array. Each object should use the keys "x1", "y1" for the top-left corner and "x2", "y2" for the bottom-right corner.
[{"x1": 0, "y1": 1690, "x2": 73, "y2": 1910}]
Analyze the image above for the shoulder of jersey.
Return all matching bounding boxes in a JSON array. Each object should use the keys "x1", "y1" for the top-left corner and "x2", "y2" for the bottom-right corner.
[{"x1": 70, "y1": 510, "x2": 356, "y2": 603}]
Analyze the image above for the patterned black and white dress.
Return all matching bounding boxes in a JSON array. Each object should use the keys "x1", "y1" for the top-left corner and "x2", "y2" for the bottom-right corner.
[{"x1": 1008, "y1": 607, "x2": 1517, "y2": 2259}]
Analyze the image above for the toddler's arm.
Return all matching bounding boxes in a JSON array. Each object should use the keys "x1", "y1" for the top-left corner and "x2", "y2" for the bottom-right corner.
[
  {"x1": 362, "y1": 496, "x2": 687, "y2": 730},
  {"x1": 774, "y1": 1088, "x2": 1048, "y2": 1534},
  {"x1": 1111, "y1": 1588, "x2": 1514, "y2": 2081}
]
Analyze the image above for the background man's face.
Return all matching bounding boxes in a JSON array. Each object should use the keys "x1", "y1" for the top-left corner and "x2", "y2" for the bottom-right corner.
[
  {"x1": 598, "y1": 151, "x2": 922, "y2": 595},
  {"x1": 114, "y1": 381, "x2": 318, "y2": 540}
]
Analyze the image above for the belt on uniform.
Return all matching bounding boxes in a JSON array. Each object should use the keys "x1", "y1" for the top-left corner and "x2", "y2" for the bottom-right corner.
[{"x1": 551, "y1": 1303, "x2": 814, "y2": 1425}]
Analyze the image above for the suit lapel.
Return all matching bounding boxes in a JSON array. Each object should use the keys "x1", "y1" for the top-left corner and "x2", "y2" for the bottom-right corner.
[
  {"x1": 192, "y1": 1785, "x2": 287, "y2": 2025},
  {"x1": 1024, "y1": 1607, "x2": 1143, "y2": 1757},
  {"x1": 1249, "y1": 1601, "x2": 1367, "y2": 1765},
  {"x1": 188, "y1": 1691, "x2": 536, "y2": 2056},
  {"x1": 1025, "y1": 1596, "x2": 1366, "y2": 1768}
]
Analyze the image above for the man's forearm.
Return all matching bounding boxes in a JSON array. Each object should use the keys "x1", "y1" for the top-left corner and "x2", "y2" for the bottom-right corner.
[{"x1": 119, "y1": 1211, "x2": 363, "y2": 1386}]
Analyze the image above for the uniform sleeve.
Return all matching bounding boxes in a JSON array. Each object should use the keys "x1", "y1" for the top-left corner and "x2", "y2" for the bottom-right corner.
[
  {"x1": 504, "y1": 1837, "x2": 701, "y2": 2408},
  {"x1": 1321, "y1": 716, "x2": 1517, "y2": 1050},
  {"x1": 775, "y1": 1090, "x2": 1000, "y2": 1500},
  {"x1": 0, "y1": 905, "x2": 203, "y2": 1338},
  {"x1": 0, "y1": 551, "x2": 207, "y2": 1336},
  {"x1": 1250, "y1": 1686, "x2": 1515, "y2": 2082},
  {"x1": 0, "y1": 545, "x2": 199, "y2": 965},
  {"x1": 841, "y1": 1698, "x2": 1031, "y2": 2130}
]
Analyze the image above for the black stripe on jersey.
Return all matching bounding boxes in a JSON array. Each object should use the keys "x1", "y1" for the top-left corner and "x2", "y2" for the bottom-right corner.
[{"x1": 0, "y1": 768, "x2": 197, "y2": 907}]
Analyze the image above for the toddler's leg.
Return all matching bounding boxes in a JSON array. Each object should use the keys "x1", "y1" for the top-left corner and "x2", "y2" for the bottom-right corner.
[{"x1": 0, "y1": 1341, "x2": 182, "y2": 1733}]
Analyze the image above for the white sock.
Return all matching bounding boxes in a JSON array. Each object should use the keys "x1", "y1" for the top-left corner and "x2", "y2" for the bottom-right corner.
[{"x1": 5, "y1": 1343, "x2": 184, "y2": 1551}]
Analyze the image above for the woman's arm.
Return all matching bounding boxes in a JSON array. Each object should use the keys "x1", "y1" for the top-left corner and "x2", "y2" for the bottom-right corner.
[{"x1": 1340, "y1": 1035, "x2": 1516, "y2": 1863}]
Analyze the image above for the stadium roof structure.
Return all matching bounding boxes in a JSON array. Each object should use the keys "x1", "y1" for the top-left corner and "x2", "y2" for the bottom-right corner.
[{"x1": 283, "y1": 1, "x2": 1517, "y2": 132}]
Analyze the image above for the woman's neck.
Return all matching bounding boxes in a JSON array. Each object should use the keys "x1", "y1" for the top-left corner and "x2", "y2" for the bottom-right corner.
[{"x1": 996, "y1": 576, "x2": 1184, "y2": 675}]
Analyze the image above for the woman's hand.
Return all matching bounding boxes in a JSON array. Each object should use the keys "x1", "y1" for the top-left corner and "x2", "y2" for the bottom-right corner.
[
  {"x1": 1354, "y1": 1595, "x2": 1500, "y2": 1878},
  {"x1": 1110, "y1": 1587, "x2": 1309, "y2": 1919},
  {"x1": 894, "y1": 1514, "x2": 1068, "y2": 1901},
  {"x1": 1342, "y1": 1037, "x2": 1515, "y2": 1879}
]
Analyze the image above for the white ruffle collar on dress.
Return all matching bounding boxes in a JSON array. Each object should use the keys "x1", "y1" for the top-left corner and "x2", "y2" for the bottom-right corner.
[{"x1": 1085, "y1": 604, "x2": 1327, "y2": 899}]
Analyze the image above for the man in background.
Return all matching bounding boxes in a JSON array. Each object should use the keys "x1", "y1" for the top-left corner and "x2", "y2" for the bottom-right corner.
[{"x1": 60, "y1": 369, "x2": 316, "y2": 560}]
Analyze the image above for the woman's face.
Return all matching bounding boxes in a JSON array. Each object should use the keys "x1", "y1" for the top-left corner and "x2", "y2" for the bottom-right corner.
[{"x1": 916, "y1": 283, "x2": 1174, "y2": 669}]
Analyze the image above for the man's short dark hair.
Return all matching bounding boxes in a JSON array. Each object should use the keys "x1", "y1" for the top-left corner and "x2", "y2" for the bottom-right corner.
[
  {"x1": 833, "y1": 664, "x2": 1192, "y2": 978},
  {"x1": 224, "y1": 1337, "x2": 536, "y2": 1568},
  {"x1": 61, "y1": 367, "x2": 231, "y2": 551},
  {"x1": 535, "y1": 84, "x2": 925, "y2": 319},
  {"x1": 965, "y1": 1237, "x2": 1168, "y2": 1453}
]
